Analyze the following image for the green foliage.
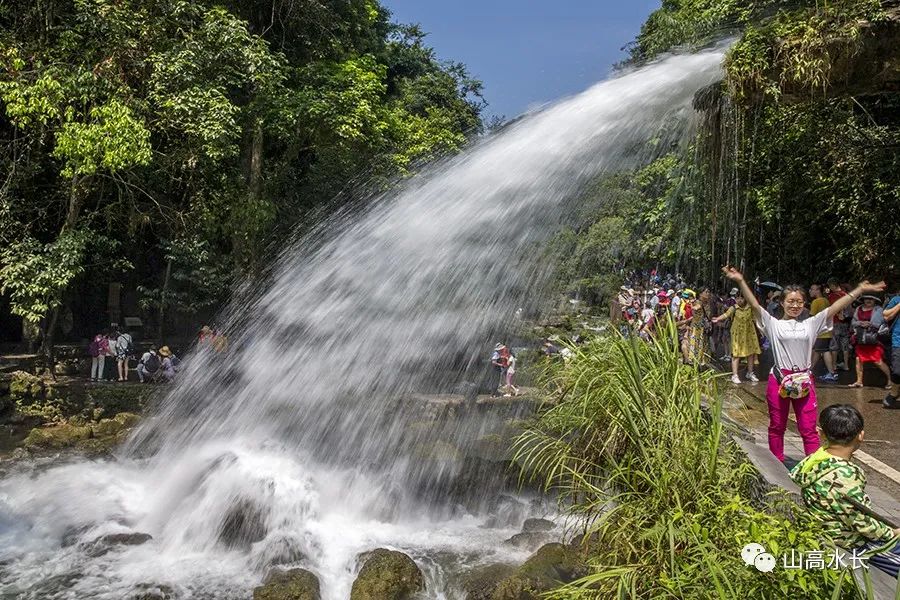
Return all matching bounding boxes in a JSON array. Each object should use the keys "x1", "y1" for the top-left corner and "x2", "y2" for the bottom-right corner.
[
  {"x1": 514, "y1": 328, "x2": 860, "y2": 599},
  {"x1": 137, "y1": 236, "x2": 232, "y2": 316},
  {"x1": 724, "y1": 0, "x2": 885, "y2": 100},
  {"x1": 0, "y1": 231, "x2": 90, "y2": 322},
  {"x1": 0, "y1": 0, "x2": 483, "y2": 332},
  {"x1": 562, "y1": 0, "x2": 899, "y2": 288},
  {"x1": 54, "y1": 100, "x2": 152, "y2": 177}
]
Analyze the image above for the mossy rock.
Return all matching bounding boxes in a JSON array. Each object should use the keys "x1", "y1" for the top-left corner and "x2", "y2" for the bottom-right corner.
[
  {"x1": 23, "y1": 423, "x2": 93, "y2": 450},
  {"x1": 114, "y1": 412, "x2": 141, "y2": 427},
  {"x1": 460, "y1": 563, "x2": 516, "y2": 600},
  {"x1": 84, "y1": 385, "x2": 155, "y2": 418},
  {"x1": 411, "y1": 440, "x2": 461, "y2": 463},
  {"x1": 91, "y1": 412, "x2": 141, "y2": 437},
  {"x1": 92, "y1": 418, "x2": 127, "y2": 437},
  {"x1": 492, "y1": 543, "x2": 588, "y2": 600},
  {"x1": 350, "y1": 549, "x2": 424, "y2": 600},
  {"x1": 252, "y1": 568, "x2": 320, "y2": 600}
]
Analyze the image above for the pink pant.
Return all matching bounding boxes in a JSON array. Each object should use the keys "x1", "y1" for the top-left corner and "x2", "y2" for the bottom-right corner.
[{"x1": 766, "y1": 372, "x2": 820, "y2": 462}]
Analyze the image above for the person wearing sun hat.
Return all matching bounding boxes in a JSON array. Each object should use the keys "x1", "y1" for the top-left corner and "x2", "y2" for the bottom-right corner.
[
  {"x1": 489, "y1": 343, "x2": 507, "y2": 397},
  {"x1": 849, "y1": 295, "x2": 891, "y2": 389},
  {"x1": 158, "y1": 345, "x2": 180, "y2": 382}
]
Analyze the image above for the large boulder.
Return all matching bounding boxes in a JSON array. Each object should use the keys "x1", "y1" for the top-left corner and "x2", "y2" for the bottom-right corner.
[
  {"x1": 83, "y1": 532, "x2": 153, "y2": 557},
  {"x1": 502, "y1": 532, "x2": 551, "y2": 550},
  {"x1": 218, "y1": 500, "x2": 268, "y2": 550},
  {"x1": 492, "y1": 543, "x2": 588, "y2": 600},
  {"x1": 460, "y1": 563, "x2": 516, "y2": 600},
  {"x1": 253, "y1": 568, "x2": 321, "y2": 600},
  {"x1": 350, "y1": 548, "x2": 424, "y2": 600},
  {"x1": 521, "y1": 518, "x2": 555, "y2": 533}
]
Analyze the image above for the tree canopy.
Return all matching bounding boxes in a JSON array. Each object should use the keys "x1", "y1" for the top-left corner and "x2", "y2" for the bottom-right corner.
[
  {"x1": 0, "y1": 0, "x2": 485, "y2": 344},
  {"x1": 554, "y1": 0, "x2": 900, "y2": 304}
]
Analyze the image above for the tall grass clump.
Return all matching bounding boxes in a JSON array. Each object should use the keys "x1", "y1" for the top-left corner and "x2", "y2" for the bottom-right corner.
[{"x1": 513, "y1": 324, "x2": 862, "y2": 599}]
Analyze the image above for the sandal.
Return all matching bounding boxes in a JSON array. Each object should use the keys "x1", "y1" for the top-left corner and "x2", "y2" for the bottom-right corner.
[{"x1": 847, "y1": 382, "x2": 863, "y2": 388}]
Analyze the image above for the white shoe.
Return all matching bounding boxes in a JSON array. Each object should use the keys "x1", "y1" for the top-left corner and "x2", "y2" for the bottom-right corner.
[
  {"x1": 503, "y1": 393, "x2": 512, "y2": 397},
  {"x1": 747, "y1": 372, "x2": 759, "y2": 383},
  {"x1": 730, "y1": 375, "x2": 742, "y2": 384}
]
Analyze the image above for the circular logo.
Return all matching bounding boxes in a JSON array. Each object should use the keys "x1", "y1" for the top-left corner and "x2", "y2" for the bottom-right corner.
[
  {"x1": 741, "y1": 543, "x2": 766, "y2": 566},
  {"x1": 754, "y1": 552, "x2": 776, "y2": 573}
]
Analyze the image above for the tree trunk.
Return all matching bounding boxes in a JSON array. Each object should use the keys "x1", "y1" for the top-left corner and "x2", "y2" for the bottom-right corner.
[
  {"x1": 240, "y1": 118, "x2": 264, "y2": 272},
  {"x1": 41, "y1": 307, "x2": 59, "y2": 380},
  {"x1": 158, "y1": 258, "x2": 172, "y2": 340},
  {"x1": 42, "y1": 175, "x2": 85, "y2": 376}
]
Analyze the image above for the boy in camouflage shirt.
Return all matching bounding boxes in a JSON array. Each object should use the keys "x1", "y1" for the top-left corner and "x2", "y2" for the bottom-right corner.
[{"x1": 790, "y1": 404, "x2": 900, "y2": 577}]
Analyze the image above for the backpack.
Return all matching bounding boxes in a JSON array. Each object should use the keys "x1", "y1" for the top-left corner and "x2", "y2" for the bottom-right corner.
[
  {"x1": 144, "y1": 353, "x2": 160, "y2": 373},
  {"x1": 118, "y1": 334, "x2": 135, "y2": 356}
]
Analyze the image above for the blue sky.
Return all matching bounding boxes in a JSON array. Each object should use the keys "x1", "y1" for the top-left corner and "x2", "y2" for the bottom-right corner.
[{"x1": 381, "y1": 0, "x2": 663, "y2": 120}]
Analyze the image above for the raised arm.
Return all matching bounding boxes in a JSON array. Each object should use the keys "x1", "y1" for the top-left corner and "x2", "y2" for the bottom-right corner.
[
  {"x1": 721, "y1": 267, "x2": 762, "y2": 314},
  {"x1": 885, "y1": 300, "x2": 900, "y2": 322},
  {"x1": 827, "y1": 281, "x2": 886, "y2": 319}
]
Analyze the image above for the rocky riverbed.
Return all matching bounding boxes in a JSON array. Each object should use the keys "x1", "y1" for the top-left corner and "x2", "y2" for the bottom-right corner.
[{"x1": 0, "y1": 376, "x2": 584, "y2": 599}]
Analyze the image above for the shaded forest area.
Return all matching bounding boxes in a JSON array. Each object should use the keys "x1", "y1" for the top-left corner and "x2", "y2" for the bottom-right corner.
[
  {"x1": 552, "y1": 0, "x2": 900, "y2": 304},
  {"x1": 0, "y1": 0, "x2": 485, "y2": 352}
]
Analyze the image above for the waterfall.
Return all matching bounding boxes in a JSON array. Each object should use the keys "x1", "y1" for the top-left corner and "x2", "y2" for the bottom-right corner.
[{"x1": 0, "y1": 46, "x2": 725, "y2": 600}]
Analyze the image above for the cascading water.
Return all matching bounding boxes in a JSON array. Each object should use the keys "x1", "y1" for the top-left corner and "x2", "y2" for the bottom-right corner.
[{"x1": 0, "y1": 47, "x2": 726, "y2": 599}]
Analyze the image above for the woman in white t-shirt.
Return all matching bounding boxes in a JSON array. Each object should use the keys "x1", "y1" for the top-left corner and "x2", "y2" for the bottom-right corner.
[{"x1": 722, "y1": 266, "x2": 885, "y2": 463}]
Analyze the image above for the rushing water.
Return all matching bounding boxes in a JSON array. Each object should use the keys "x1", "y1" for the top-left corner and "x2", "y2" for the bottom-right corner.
[{"x1": 0, "y1": 47, "x2": 725, "y2": 599}]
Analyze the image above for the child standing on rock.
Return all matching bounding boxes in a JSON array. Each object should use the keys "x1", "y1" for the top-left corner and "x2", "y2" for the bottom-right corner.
[{"x1": 504, "y1": 352, "x2": 519, "y2": 397}]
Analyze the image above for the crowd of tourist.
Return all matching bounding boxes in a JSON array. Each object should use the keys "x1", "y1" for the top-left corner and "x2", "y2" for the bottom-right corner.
[
  {"x1": 85, "y1": 323, "x2": 228, "y2": 384},
  {"x1": 615, "y1": 268, "x2": 900, "y2": 577},
  {"x1": 613, "y1": 269, "x2": 900, "y2": 411}
]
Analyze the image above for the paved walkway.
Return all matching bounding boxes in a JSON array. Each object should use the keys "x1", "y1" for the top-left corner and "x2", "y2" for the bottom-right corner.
[
  {"x1": 728, "y1": 379, "x2": 900, "y2": 503},
  {"x1": 721, "y1": 383, "x2": 899, "y2": 598}
]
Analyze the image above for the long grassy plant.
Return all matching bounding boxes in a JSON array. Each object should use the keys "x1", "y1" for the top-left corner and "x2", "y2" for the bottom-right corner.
[{"x1": 513, "y1": 322, "x2": 863, "y2": 599}]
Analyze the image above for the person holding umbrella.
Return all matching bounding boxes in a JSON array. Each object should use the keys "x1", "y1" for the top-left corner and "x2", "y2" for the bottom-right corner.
[{"x1": 722, "y1": 266, "x2": 885, "y2": 463}]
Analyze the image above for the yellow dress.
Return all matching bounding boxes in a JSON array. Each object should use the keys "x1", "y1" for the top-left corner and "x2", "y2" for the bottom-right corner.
[{"x1": 725, "y1": 305, "x2": 761, "y2": 358}]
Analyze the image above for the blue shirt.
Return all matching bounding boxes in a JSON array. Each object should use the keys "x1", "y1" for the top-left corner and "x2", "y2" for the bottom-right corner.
[{"x1": 886, "y1": 296, "x2": 900, "y2": 348}]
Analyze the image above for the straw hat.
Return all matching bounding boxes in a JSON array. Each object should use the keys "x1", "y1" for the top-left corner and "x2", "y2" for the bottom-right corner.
[
  {"x1": 860, "y1": 295, "x2": 882, "y2": 304},
  {"x1": 159, "y1": 346, "x2": 172, "y2": 357}
]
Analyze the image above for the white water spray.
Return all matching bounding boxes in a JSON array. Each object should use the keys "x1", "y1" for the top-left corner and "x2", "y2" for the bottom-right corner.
[{"x1": 0, "y1": 47, "x2": 725, "y2": 599}]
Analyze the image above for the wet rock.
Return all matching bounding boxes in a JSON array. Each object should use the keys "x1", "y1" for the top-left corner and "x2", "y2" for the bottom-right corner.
[
  {"x1": 492, "y1": 543, "x2": 588, "y2": 600},
  {"x1": 350, "y1": 548, "x2": 424, "y2": 600},
  {"x1": 483, "y1": 495, "x2": 527, "y2": 528},
  {"x1": 253, "y1": 568, "x2": 320, "y2": 600},
  {"x1": 460, "y1": 563, "x2": 516, "y2": 600},
  {"x1": 131, "y1": 583, "x2": 174, "y2": 600},
  {"x1": 502, "y1": 532, "x2": 551, "y2": 550},
  {"x1": 219, "y1": 500, "x2": 268, "y2": 550},
  {"x1": 84, "y1": 532, "x2": 153, "y2": 557},
  {"x1": 23, "y1": 423, "x2": 92, "y2": 450},
  {"x1": 253, "y1": 535, "x2": 308, "y2": 570},
  {"x1": 61, "y1": 524, "x2": 95, "y2": 547},
  {"x1": 521, "y1": 518, "x2": 555, "y2": 533}
]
